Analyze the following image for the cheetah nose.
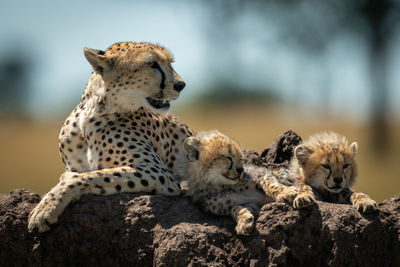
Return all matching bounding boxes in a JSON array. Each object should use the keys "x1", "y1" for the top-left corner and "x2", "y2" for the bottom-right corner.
[
  {"x1": 333, "y1": 177, "x2": 343, "y2": 184},
  {"x1": 174, "y1": 81, "x2": 186, "y2": 92},
  {"x1": 236, "y1": 167, "x2": 244, "y2": 174}
]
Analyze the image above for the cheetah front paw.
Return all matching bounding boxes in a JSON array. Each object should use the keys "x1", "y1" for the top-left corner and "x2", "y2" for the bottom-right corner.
[
  {"x1": 235, "y1": 212, "x2": 254, "y2": 236},
  {"x1": 28, "y1": 199, "x2": 61, "y2": 233},
  {"x1": 276, "y1": 186, "x2": 298, "y2": 204},
  {"x1": 353, "y1": 198, "x2": 377, "y2": 214},
  {"x1": 293, "y1": 192, "x2": 316, "y2": 209},
  {"x1": 27, "y1": 186, "x2": 73, "y2": 233}
]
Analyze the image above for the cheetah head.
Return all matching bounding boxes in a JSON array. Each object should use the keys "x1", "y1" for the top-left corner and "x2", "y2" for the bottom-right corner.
[
  {"x1": 183, "y1": 131, "x2": 245, "y2": 186},
  {"x1": 294, "y1": 132, "x2": 358, "y2": 194},
  {"x1": 84, "y1": 41, "x2": 185, "y2": 114}
]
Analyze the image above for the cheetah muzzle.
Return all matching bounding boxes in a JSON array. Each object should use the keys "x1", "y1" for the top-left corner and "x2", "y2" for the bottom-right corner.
[{"x1": 146, "y1": 97, "x2": 170, "y2": 110}]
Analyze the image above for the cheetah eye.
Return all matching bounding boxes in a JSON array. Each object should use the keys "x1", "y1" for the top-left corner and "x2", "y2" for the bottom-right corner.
[
  {"x1": 226, "y1": 157, "x2": 233, "y2": 170},
  {"x1": 147, "y1": 61, "x2": 162, "y2": 70},
  {"x1": 321, "y1": 164, "x2": 331, "y2": 170},
  {"x1": 147, "y1": 61, "x2": 156, "y2": 68},
  {"x1": 343, "y1": 164, "x2": 351, "y2": 169}
]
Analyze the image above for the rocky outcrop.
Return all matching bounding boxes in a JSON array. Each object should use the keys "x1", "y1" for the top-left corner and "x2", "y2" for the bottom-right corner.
[{"x1": 1, "y1": 131, "x2": 399, "y2": 266}]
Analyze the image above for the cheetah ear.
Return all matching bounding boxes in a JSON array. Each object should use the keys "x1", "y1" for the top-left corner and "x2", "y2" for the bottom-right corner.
[
  {"x1": 183, "y1": 137, "x2": 201, "y2": 161},
  {"x1": 294, "y1": 144, "x2": 314, "y2": 166},
  {"x1": 84, "y1": 47, "x2": 115, "y2": 74},
  {"x1": 350, "y1": 142, "x2": 358, "y2": 156}
]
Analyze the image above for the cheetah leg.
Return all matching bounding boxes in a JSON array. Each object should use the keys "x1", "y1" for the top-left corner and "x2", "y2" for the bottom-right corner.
[
  {"x1": 258, "y1": 174, "x2": 297, "y2": 204},
  {"x1": 28, "y1": 166, "x2": 181, "y2": 233},
  {"x1": 59, "y1": 123, "x2": 91, "y2": 173},
  {"x1": 349, "y1": 191, "x2": 377, "y2": 213},
  {"x1": 200, "y1": 193, "x2": 257, "y2": 235},
  {"x1": 231, "y1": 204, "x2": 258, "y2": 236},
  {"x1": 293, "y1": 179, "x2": 316, "y2": 209}
]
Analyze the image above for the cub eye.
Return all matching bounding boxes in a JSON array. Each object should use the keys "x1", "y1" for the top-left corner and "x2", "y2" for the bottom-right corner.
[
  {"x1": 321, "y1": 164, "x2": 331, "y2": 170},
  {"x1": 226, "y1": 157, "x2": 233, "y2": 170},
  {"x1": 343, "y1": 164, "x2": 351, "y2": 169}
]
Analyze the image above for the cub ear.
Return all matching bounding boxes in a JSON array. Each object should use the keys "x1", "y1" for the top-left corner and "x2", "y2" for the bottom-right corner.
[
  {"x1": 83, "y1": 47, "x2": 115, "y2": 74},
  {"x1": 294, "y1": 144, "x2": 314, "y2": 166},
  {"x1": 183, "y1": 137, "x2": 201, "y2": 161},
  {"x1": 350, "y1": 142, "x2": 358, "y2": 156}
]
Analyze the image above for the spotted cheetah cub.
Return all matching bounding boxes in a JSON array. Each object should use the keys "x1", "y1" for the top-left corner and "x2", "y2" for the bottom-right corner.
[
  {"x1": 182, "y1": 131, "x2": 297, "y2": 235},
  {"x1": 292, "y1": 132, "x2": 377, "y2": 213}
]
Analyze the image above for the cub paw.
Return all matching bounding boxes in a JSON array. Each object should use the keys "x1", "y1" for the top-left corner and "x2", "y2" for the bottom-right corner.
[
  {"x1": 235, "y1": 212, "x2": 254, "y2": 236},
  {"x1": 276, "y1": 186, "x2": 297, "y2": 204},
  {"x1": 354, "y1": 198, "x2": 377, "y2": 214},
  {"x1": 293, "y1": 192, "x2": 315, "y2": 209}
]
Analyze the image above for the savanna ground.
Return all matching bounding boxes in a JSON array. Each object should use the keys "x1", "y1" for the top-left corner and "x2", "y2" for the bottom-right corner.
[{"x1": 0, "y1": 104, "x2": 398, "y2": 203}]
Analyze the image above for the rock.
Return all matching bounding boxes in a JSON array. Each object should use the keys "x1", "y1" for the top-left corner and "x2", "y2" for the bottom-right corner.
[
  {"x1": 1, "y1": 131, "x2": 399, "y2": 266},
  {"x1": 243, "y1": 130, "x2": 302, "y2": 169}
]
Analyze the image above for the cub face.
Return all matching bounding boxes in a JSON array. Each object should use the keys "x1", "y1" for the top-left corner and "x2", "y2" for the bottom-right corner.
[
  {"x1": 294, "y1": 132, "x2": 358, "y2": 193},
  {"x1": 84, "y1": 42, "x2": 185, "y2": 113},
  {"x1": 184, "y1": 132, "x2": 244, "y2": 186}
]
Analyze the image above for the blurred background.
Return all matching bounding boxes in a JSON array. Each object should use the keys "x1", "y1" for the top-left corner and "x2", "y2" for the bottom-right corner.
[{"x1": 1, "y1": 0, "x2": 399, "y2": 202}]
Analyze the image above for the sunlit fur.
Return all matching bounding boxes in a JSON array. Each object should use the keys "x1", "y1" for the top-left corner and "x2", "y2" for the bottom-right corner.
[
  {"x1": 182, "y1": 131, "x2": 297, "y2": 235},
  {"x1": 295, "y1": 132, "x2": 357, "y2": 193},
  {"x1": 83, "y1": 42, "x2": 184, "y2": 115},
  {"x1": 185, "y1": 131, "x2": 244, "y2": 186},
  {"x1": 292, "y1": 132, "x2": 377, "y2": 213},
  {"x1": 28, "y1": 42, "x2": 193, "y2": 233}
]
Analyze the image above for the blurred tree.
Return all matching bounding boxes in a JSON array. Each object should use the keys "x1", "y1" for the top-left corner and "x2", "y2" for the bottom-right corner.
[
  {"x1": 199, "y1": 0, "x2": 282, "y2": 108},
  {"x1": 271, "y1": 0, "x2": 399, "y2": 153},
  {"x1": 0, "y1": 47, "x2": 32, "y2": 118},
  {"x1": 357, "y1": 0, "x2": 398, "y2": 153},
  {"x1": 201, "y1": 0, "x2": 400, "y2": 155},
  {"x1": 194, "y1": 82, "x2": 279, "y2": 107},
  {"x1": 202, "y1": 0, "x2": 243, "y2": 89}
]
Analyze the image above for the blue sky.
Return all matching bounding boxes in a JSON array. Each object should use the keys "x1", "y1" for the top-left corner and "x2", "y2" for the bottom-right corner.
[
  {"x1": 0, "y1": 0, "x2": 208, "y2": 115},
  {"x1": 1, "y1": 0, "x2": 399, "y2": 121}
]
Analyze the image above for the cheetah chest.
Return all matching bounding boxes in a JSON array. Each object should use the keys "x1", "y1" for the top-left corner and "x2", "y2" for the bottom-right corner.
[{"x1": 82, "y1": 113, "x2": 190, "y2": 173}]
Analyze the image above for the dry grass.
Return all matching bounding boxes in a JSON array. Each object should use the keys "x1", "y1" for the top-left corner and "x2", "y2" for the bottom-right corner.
[
  {"x1": 0, "y1": 105, "x2": 399, "y2": 203},
  {"x1": 0, "y1": 120, "x2": 64, "y2": 194}
]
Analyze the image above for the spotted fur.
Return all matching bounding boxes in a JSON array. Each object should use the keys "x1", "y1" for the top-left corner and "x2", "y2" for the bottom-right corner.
[
  {"x1": 182, "y1": 131, "x2": 297, "y2": 235},
  {"x1": 28, "y1": 42, "x2": 193, "y2": 232},
  {"x1": 291, "y1": 132, "x2": 377, "y2": 213}
]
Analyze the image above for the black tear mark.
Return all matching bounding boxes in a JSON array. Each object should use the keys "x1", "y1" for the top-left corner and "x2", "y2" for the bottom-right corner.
[
  {"x1": 96, "y1": 66, "x2": 104, "y2": 74},
  {"x1": 151, "y1": 62, "x2": 166, "y2": 89},
  {"x1": 109, "y1": 58, "x2": 115, "y2": 68},
  {"x1": 326, "y1": 168, "x2": 331, "y2": 180}
]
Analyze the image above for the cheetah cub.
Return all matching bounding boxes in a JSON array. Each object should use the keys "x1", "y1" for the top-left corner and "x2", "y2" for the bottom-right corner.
[
  {"x1": 182, "y1": 131, "x2": 297, "y2": 235},
  {"x1": 292, "y1": 132, "x2": 377, "y2": 213}
]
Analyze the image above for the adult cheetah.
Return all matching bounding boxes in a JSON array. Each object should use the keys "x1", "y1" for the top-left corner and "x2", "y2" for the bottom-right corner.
[{"x1": 28, "y1": 42, "x2": 194, "y2": 232}]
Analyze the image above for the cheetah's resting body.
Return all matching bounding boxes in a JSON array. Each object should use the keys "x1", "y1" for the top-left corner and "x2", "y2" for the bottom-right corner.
[
  {"x1": 182, "y1": 131, "x2": 297, "y2": 235},
  {"x1": 28, "y1": 42, "x2": 193, "y2": 232},
  {"x1": 291, "y1": 132, "x2": 377, "y2": 213}
]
